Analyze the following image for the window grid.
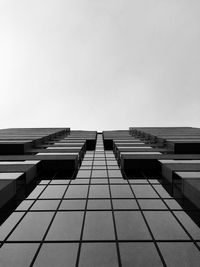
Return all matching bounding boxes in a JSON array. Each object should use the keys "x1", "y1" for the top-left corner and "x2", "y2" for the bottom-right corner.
[{"x1": 0, "y1": 134, "x2": 200, "y2": 266}]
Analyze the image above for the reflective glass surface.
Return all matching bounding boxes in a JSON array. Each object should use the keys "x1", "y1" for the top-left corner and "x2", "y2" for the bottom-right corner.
[
  {"x1": 83, "y1": 211, "x2": 115, "y2": 240},
  {"x1": 120, "y1": 242, "x2": 163, "y2": 267},
  {"x1": 0, "y1": 243, "x2": 38, "y2": 267},
  {"x1": 79, "y1": 243, "x2": 118, "y2": 267},
  {"x1": 46, "y1": 212, "x2": 83, "y2": 240},
  {"x1": 34, "y1": 243, "x2": 78, "y2": 267},
  {"x1": 1, "y1": 133, "x2": 200, "y2": 266}
]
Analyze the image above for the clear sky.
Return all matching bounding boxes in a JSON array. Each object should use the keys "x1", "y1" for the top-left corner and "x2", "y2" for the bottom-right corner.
[{"x1": 0, "y1": 0, "x2": 200, "y2": 131}]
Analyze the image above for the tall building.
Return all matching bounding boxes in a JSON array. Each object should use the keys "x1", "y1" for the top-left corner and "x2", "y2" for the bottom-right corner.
[{"x1": 0, "y1": 127, "x2": 200, "y2": 266}]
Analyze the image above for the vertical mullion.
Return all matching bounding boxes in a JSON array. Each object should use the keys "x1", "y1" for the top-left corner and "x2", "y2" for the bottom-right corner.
[
  {"x1": 75, "y1": 150, "x2": 94, "y2": 266},
  {"x1": 126, "y1": 172, "x2": 167, "y2": 267},
  {"x1": 105, "y1": 148, "x2": 122, "y2": 267},
  {"x1": 143, "y1": 171, "x2": 200, "y2": 252},
  {"x1": 0, "y1": 171, "x2": 58, "y2": 249},
  {"x1": 30, "y1": 173, "x2": 73, "y2": 266}
]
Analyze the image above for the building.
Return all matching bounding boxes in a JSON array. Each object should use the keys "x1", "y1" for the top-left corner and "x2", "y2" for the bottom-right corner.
[{"x1": 0, "y1": 127, "x2": 200, "y2": 266}]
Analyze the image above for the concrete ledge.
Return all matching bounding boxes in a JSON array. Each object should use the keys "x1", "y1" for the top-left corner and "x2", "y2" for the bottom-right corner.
[
  {"x1": 0, "y1": 180, "x2": 16, "y2": 209},
  {"x1": 175, "y1": 172, "x2": 200, "y2": 209}
]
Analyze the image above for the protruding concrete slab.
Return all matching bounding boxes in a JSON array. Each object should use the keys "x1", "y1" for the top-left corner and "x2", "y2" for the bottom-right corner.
[
  {"x1": 159, "y1": 160, "x2": 200, "y2": 164},
  {"x1": 0, "y1": 163, "x2": 39, "y2": 184},
  {"x1": 175, "y1": 172, "x2": 200, "y2": 209},
  {"x1": 0, "y1": 180, "x2": 16, "y2": 208},
  {"x1": 167, "y1": 140, "x2": 200, "y2": 154},
  {"x1": 161, "y1": 164, "x2": 200, "y2": 183},
  {"x1": 0, "y1": 172, "x2": 24, "y2": 180}
]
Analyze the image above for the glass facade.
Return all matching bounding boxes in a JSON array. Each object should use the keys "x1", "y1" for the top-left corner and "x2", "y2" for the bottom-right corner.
[{"x1": 1, "y1": 130, "x2": 200, "y2": 266}]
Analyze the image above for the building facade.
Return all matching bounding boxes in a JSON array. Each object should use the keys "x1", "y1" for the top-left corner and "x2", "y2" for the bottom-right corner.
[{"x1": 0, "y1": 127, "x2": 200, "y2": 266}]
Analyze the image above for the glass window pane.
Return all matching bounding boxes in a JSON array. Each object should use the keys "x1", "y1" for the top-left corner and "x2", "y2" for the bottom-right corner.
[
  {"x1": 77, "y1": 170, "x2": 91, "y2": 177},
  {"x1": 129, "y1": 179, "x2": 148, "y2": 184},
  {"x1": 33, "y1": 243, "x2": 78, "y2": 267},
  {"x1": 92, "y1": 170, "x2": 107, "y2": 178},
  {"x1": 164, "y1": 199, "x2": 183, "y2": 210},
  {"x1": 120, "y1": 242, "x2": 163, "y2": 267},
  {"x1": 115, "y1": 211, "x2": 151, "y2": 240},
  {"x1": 153, "y1": 185, "x2": 172, "y2": 198},
  {"x1": 79, "y1": 243, "x2": 118, "y2": 267},
  {"x1": 27, "y1": 186, "x2": 46, "y2": 199},
  {"x1": 59, "y1": 200, "x2": 86, "y2": 210},
  {"x1": 87, "y1": 200, "x2": 111, "y2": 210},
  {"x1": 93, "y1": 161, "x2": 106, "y2": 165},
  {"x1": 158, "y1": 242, "x2": 200, "y2": 266},
  {"x1": 89, "y1": 185, "x2": 110, "y2": 198},
  {"x1": 71, "y1": 179, "x2": 89, "y2": 184},
  {"x1": 8, "y1": 212, "x2": 53, "y2": 241},
  {"x1": 83, "y1": 211, "x2": 115, "y2": 240},
  {"x1": 46, "y1": 212, "x2": 83, "y2": 240},
  {"x1": 50, "y1": 180, "x2": 70, "y2": 184},
  {"x1": 16, "y1": 200, "x2": 34, "y2": 211},
  {"x1": 64, "y1": 185, "x2": 88, "y2": 198},
  {"x1": 106, "y1": 161, "x2": 118, "y2": 166},
  {"x1": 131, "y1": 185, "x2": 159, "y2": 198},
  {"x1": 112, "y1": 199, "x2": 138, "y2": 210},
  {"x1": 144, "y1": 211, "x2": 189, "y2": 240},
  {"x1": 39, "y1": 185, "x2": 67, "y2": 199},
  {"x1": 110, "y1": 179, "x2": 127, "y2": 184},
  {"x1": 91, "y1": 179, "x2": 108, "y2": 184},
  {"x1": 110, "y1": 185, "x2": 133, "y2": 198},
  {"x1": 138, "y1": 199, "x2": 167, "y2": 210},
  {"x1": 108, "y1": 170, "x2": 122, "y2": 178},
  {"x1": 0, "y1": 243, "x2": 39, "y2": 267},
  {"x1": 39, "y1": 180, "x2": 50, "y2": 185},
  {"x1": 0, "y1": 212, "x2": 25, "y2": 241},
  {"x1": 173, "y1": 211, "x2": 200, "y2": 239},
  {"x1": 30, "y1": 200, "x2": 60, "y2": 210}
]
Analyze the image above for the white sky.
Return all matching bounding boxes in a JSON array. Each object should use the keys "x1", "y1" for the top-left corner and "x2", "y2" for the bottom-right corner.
[{"x1": 0, "y1": 0, "x2": 200, "y2": 131}]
